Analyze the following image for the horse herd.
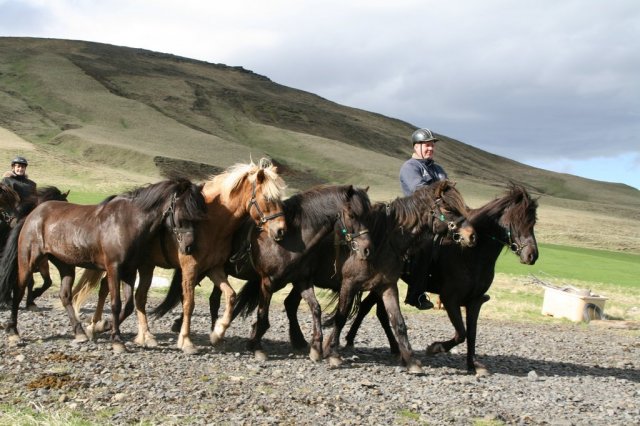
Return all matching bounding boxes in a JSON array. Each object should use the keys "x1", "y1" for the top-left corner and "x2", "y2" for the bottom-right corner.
[{"x1": 0, "y1": 158, "x2": 539, "y2": 376}]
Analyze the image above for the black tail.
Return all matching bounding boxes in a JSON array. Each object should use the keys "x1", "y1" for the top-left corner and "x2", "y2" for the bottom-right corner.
[
  {"x1": 231, "y1": 279, "x2": 261, "y2": 320},
  {"x1": 152, "y1": 269, "x2": 183, "y2": 319},
  {"x1": 322, "y1": 290, "x2": 363, "y2": 328},
  {"x1": 0, "y1": 218, "x2": 25, "y2": 304}
]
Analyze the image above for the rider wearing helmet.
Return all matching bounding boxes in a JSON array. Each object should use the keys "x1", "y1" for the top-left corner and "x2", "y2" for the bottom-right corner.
[
  {"x1": 399, "y1": 128, "x2": 448, "y2": 196},
  {"x1": 399, "y1": 128, "x2": 448, "y2": 309},
  {"x1": 2, "y1": 156, "x2": 37, "y2": 202}
]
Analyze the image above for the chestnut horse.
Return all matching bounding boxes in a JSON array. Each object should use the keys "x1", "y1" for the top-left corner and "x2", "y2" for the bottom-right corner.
[
  {"x1": 287, "y1": 180, "x2": 476, "y2": 373},
  {"x1": 153, "y1": 184, "x2": 372, "y2": 362},
  {"x1": 345, "y1": 184, "x2": 538, "y2": 375},
  {"x1": 0, "y1": 178, "x2": 206, "y2": 352},
  {"x1": 72, "y1": 159, "x2": 288, "y2": 354}
]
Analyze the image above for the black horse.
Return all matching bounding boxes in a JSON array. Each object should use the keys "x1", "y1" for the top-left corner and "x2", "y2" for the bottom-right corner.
[
  {"x1": 345, "y1": 184, "x2": 538, "y2": 375},
  {"x1": 154, "y1": 184, "x2": 373, "y2": 362},
  {"x1": 0, "y1": 178, "x2": 206, "y2": 352},
  {"x1": 285, "y1": 180, "x2": 476, "y2": 373}
]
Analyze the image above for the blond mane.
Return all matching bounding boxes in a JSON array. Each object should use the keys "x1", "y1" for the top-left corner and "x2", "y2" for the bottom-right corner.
[{"x1": 206, "y1": 158, "x2": 286, "y2": 201}]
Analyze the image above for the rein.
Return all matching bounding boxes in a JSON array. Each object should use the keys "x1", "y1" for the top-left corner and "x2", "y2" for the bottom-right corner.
[{"x1": 248, "y1": 180, "x2": 284, "y2": 230}]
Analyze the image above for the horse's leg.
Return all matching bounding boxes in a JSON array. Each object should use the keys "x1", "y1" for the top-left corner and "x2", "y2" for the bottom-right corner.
[
  {"x1": 27, "y1": 260, "x2": 52, "y2": 309},
  {"x1": 86, "y1": 275, "x2": 112, "y2": 339},
  {"x1": 283, "y1": 287, "x2": 308, "y2": 350},
  {"x1": 379, "y1": 284, "x2": 422, "y2": 374},
  {"x1": 6, "y1": 267, "x2": 33, "y2": 345},
  {"x1": 55, "y1": 263, "x2": 88, "y2": 343},
  {"x1": 208, "y1": 284, "x2": 222, "y2": 335},
  {"x1": 177, "y1": 260, "x2": 199, "y2": 354},
  {"x1": 208, "y1": 267, "x2": 236, "y2": 346},
  {"x1": 465, "y1": 294, "x2": 491, "y2": 376},
  {"x1": 295, "y1": 281, "x2": 323, "y2": 362},
  {"x1": 247, "y1": 278, "x2": 272, "y2": 361},
  {"x1": 426, "y1": 298, "x2": 467, "y2": 357},
  {"x1": 133, "y1": 263, "x2": 158, "y2": 348},
  {"x1": 344, "y1": 291, "x2": 398, "y2": 352},
  {"x1": 323, "y1": 279, "x2": 358, "y2": 368},
  {"x1": 105, "y1": 264, "x2": 126, "y2": 353}
]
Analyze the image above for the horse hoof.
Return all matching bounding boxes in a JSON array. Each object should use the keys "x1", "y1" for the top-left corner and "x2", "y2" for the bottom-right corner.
[
  {"x1": 25, "y1": 303, "x2": 38, "y2": 311},
  {"x1": 426, "y1": 343, "x2": 445, "y2": 355},
  {"x1": 474, "y1": 362, "x2": 490, "y2": 377},
  {"x1": 85, "y1": 325, "x2": 95, "y2": 341},
  {"x1": 182, "y1": 345, "x2": 200, "y2": 355},
  {"x1": 408, "y1": 364, "x2": 424, "y2": 375},
  {"x1": 171, "y1": 320, "x2": 182, "y2": 334},
  {"x1": 95, "y1": 319, "x2": 111, "y2": 333},
  {"x1": 328, "y1": 356, "x2": 342, "y2": 368},
  {"x1": 145, "y1": 336, "x2": 158, "y2": 348},
  {"x1": 254, "y1": 350, "x2": 268, "y2": 361},
  {"x1": 74, "y1": 333, "x2": 89, "y2": 343},
  {"x1": 210, "y1": 332, "x2": 223, "y2": 346},
  {"x1": 309, "y1": 348, "x2": 322, "y2": 362},
  {"x1": 112, "y1": 342, "x2": 127, "y2": 354}
]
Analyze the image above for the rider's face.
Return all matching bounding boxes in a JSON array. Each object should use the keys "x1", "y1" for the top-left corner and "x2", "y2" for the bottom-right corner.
[
  {"x1": 413, "y1": 141, "x2": 435, "y2": 160},
  {"x1": 12, "y1": 164, "x2": 27, "y2": 176}
]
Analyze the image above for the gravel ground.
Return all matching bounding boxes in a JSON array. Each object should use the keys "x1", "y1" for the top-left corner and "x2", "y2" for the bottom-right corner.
[{"x1": 1, "y1": 293, "x2": 639, "y2": 425}]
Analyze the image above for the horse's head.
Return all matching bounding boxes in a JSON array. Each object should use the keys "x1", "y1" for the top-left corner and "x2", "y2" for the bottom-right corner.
[
  {"x1": 163, "y1": 181, "x2": 207, "y2": 255},
  {"x1": 246, "y1": 159, "x2": 287, "y2": 241},
  {"x1": 498, "y1": 184, "x2": 539, "y2": 264},
  {"x1": 0, "y1": 184, "x2": 20, "y2": 225},
  {"x1": 335, "y1": 185, "x2": 372, "y2": 260},
  {"x1": 427, "y1": 181, "x2": 476, "y2": 248}
]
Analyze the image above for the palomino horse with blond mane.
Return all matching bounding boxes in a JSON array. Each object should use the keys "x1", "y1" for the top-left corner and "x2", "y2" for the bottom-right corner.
[{"x1": 73, "y1": 159, "x2": 287, "y2": 354}]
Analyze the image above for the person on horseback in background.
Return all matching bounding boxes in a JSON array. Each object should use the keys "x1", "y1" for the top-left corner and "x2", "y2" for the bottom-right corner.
[
  {"x1": 399, "y1": 128, "x2": 448, "y2": 310},
  {"x1": 2, "y1": 156, "x2": 37, "y2": 203}
]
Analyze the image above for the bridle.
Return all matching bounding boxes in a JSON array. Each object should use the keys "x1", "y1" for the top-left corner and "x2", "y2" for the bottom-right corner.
[
  {"x1": 335, "y1": 210, "x2": 369, "y2": 253},
  {"x1": 248, "y1": 180, "x2": 285, "y2": 231},
  {"x1": 492, "y1": 223, "x2": 529, "y2": 255},
  {"x1": 162, "y1": 192, "x2": 193, "y2": 245},
  {"x1": 0, "y1": 208, "x2": 15, "y2": 227},
  {"x1": 430, "y1": 197, "x2": 465, "y2": 243}
]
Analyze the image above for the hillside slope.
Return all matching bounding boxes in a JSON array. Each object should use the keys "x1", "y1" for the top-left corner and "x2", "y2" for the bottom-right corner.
[{"x1": 1, "y1": 37, "x2": 639, "y2": 252}]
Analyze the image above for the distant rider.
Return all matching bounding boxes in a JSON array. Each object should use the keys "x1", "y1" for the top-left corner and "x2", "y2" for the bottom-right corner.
[
  {"x1": 399, "y1": 128, "x2": 448, "y2": 310},
  {"x1": 2, "y1": 156, "x2": 37, "y2": 203}
]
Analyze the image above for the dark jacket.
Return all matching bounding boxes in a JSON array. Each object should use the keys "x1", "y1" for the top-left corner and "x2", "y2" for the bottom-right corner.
[{"x1": 1, "y1": 173, "x2": 36, "y2": 202}]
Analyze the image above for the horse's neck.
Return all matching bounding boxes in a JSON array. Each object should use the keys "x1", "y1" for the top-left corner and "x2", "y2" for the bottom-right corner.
[
  {"x1": 372, "y1": 207, "x2": 425, "y2": 257},
  {"x1": 471, "y1": 208, "x2": 508, "y2": 257}
]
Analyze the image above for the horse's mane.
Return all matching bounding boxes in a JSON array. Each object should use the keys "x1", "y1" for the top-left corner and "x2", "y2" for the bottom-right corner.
[
  {"x1": 210, "y1": 158, "x2": 286, "y2": 201},
  {"x1": 36, "y1": 186, "x2": 67, "y2": 203},
  {"x1": 368, "y1": 180, "x2": 464, "y2": 238},
  {"x1": 118, "y1": 178, "x2": 206, "y2": 221},
  {"x1": 471, "y1": 183, "x2": 538, "y2": 229},
  {"x1": 284, "y1": 185, "x2": 370, "y2": 229}
]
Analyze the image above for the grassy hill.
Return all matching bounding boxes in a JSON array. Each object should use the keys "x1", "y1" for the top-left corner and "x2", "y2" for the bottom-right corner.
[{"x1": 1, "y1": 37, "x2": 639, "y2": 253}]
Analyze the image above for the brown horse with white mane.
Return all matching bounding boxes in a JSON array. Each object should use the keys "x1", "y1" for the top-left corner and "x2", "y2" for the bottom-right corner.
[{"x1": 72, "y1": 159, "x2": 288, "y2": 354}]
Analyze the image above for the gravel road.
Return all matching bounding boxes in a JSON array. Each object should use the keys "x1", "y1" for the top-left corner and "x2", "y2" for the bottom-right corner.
[{"x1": 1, "y1": 293, "x2": 638, "y2": 425}]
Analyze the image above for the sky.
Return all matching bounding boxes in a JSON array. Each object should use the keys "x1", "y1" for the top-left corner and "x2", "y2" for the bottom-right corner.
[{"x1": 1, "y1": 0, "x2": 639, "y2": 189}]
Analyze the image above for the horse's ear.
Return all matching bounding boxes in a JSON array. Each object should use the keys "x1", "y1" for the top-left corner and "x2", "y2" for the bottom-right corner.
[
  {"x1": 347, "y1": 185, "x2": 355, "y2": 197},
  {"x1": 364, "y1": 186, "x2": 370, "y2": 193},
  {"x1": 64, "y1": 190, "x2": 70, "y2": 198},
  {"x1": 255, "y1": 168, "x2": 266, "y2": 184}
]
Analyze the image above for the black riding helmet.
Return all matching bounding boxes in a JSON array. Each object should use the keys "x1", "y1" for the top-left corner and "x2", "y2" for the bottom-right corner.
[
  {"x1": 411, "y1": 128, "x2": 439, "y2": 144},
  {"x1": 11, "y1": 156, "x2": 28, "y2": 166}
]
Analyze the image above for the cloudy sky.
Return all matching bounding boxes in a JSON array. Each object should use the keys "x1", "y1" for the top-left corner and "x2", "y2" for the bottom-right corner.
[{"x1": 1, "y1": 0, "x2": 639, "y2": 189}]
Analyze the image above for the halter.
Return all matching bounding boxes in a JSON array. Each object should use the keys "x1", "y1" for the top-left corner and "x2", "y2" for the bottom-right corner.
[
  {"x1": 162, "y1": 193, "x2": 193, "y2": 244},
  {"x1": 490, "y1": 223, "x2": 528, "y2": 255},
  {"x1": 248, "y1": 180, "x2": 285, "y2": 230},
  {"x1": 336, "y1": 211, "x2": 369, "y2": 253},
  {"x1": 0, "y1": 208, "x2": 15, "y2": 226},
  {"x1": 430, "y1": 197, "x2": 465, "y2": 243}
]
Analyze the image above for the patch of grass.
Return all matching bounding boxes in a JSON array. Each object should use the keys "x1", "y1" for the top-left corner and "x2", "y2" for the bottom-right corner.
[
  {"x1": 496, "y1": 243, "x2": 640, "y2": 288},
  {"x1": 396, "y1": 409, "x2": 423, "y2": 424},
  {"x1": 0, "y1": 403, "x2": 92, "y2": 426}
]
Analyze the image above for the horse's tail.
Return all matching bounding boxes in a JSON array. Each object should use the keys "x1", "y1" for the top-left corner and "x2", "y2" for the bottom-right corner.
[
  {"x1": 322, "y1": 290, "x2": 363, "y2": 328},
  {"x1": 152, "y1": 269, "x2": 183, "y2": 319},
  {"x1": 232, "y1": 279, "x2": 261, "y2": 320},
  {"x1": 72, "y1": 269, "x2": 105, "y2": 313},
  {"x1": 0, "y1": 218, "x2": 25, "y2": 304}
]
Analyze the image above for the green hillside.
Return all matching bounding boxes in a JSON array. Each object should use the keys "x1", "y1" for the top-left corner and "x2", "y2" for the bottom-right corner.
[{"x1": 1, "y1": 37, "x2": 639, "y2": 253}]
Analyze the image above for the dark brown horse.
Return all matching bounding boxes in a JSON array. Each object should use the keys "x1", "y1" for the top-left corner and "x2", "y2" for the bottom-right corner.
[
  {"x1": 154, "y1": 184, "x2": 373, "y2": 362},
  {"x1": 287, "y1": 180, "x2": 476, "y2": 373},
  {"x1": 0, "y1": 184, "x2": 20, "y2": 231},
  {"x1": 72, "y1": 159, "x2": 288, "y2": 354},
  {"x1": 0, "y1": 178, "x2": 206, "y2": 352},
  {"x1": 345, "y1": 184, "x2": 538, "y2": 375}
]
